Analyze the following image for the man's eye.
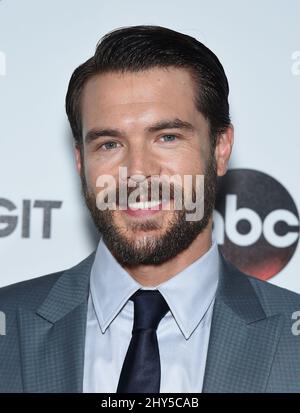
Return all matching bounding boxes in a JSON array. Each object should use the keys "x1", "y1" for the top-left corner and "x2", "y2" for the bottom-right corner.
[
  {"x1": 100, "y1": 141, "x2": 120, "y2": 151},
  {"x1": 160, "y1": 135, "x2": 177, "y2": 143}
]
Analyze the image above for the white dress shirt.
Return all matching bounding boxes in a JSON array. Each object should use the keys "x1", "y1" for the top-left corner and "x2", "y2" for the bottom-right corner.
[{"x1": 83, "y1": 236, "x2": 220, "y2": 393}]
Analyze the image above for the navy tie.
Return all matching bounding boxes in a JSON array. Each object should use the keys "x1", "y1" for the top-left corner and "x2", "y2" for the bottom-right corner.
[{"x1": 117, "y1": 289, "x2": 169, "y2": 393}]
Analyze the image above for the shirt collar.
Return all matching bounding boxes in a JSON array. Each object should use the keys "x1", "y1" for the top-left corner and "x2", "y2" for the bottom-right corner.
[
  {"x1": 157, "y1": 242, "x2": 219, "y2": 339},
  {"x1": 90, "y1": 236, "x2": 219, "y2": 339}
]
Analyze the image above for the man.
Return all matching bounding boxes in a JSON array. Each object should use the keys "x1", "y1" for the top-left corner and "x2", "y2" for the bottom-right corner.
[{"x1": 0, "y1": 25, "x2": 300, "y2": 393}]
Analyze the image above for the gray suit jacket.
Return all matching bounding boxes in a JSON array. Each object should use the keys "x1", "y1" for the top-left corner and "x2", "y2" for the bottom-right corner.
[{"x1": 0, "y1": 251, "x2": 300, "y2": 393}]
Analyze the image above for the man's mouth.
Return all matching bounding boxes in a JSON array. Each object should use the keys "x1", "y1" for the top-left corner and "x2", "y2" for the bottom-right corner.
[
  {"x1": 120, "y1": 198, "x2": 170, "y2": 217},
  {"x1": 127, "y1": 199, "x2": 162, "y2": 210}
]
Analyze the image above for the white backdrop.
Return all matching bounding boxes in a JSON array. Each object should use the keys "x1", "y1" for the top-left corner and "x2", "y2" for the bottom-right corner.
[{"x1": 0, "y1": 0, "x2": 300, "y2": 291}]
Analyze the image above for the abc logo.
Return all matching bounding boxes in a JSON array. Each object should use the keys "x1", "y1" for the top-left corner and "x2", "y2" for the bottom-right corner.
[{"x1": 214, "y1": 169, "x2": 299, "y2": 280}]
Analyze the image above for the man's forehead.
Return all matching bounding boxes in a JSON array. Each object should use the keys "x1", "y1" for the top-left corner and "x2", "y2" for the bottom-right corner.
[
  {"x1": 81, "y1": 68, "x2": 200, "y2": 128},
  {"x1": 81, "y1": 67, "x2": 196, "y2": 103}
]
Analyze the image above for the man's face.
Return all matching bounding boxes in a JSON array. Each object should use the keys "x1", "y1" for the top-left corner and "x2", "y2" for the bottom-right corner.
[{"x1": 76, "y1": 67, "x2": 230, "y2": 266}]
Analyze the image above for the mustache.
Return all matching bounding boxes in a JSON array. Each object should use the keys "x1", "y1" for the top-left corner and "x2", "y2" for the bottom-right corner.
[
  {"x1": 98, "y1": 181, "x2": 198, "y2": 207},
  {"x1": 115, "y1": 182, "x2": 177, "y2": 206}
]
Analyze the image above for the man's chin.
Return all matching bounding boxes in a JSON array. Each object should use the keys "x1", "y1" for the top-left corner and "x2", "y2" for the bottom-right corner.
[
  {"x1": 111, "y1": 220, "x2": 168, "y2": 242},
  {"x1": 113, "y1": 209, "x2": 171, "y2": 231},
  {"x1": 124, "y1": 231, "x2": 163, "y2": 246}
]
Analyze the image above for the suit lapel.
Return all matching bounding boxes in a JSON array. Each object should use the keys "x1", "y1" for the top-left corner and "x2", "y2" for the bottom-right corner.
[
  {"x1": 18, "y1": 252, "x2": 96, "y2": 393},
  {"x1": 202, "y1": 255, "x2": 284, "y2": 393},
  {"x1": 16, "y1": 247, "x2": 284, "y2": 392}
]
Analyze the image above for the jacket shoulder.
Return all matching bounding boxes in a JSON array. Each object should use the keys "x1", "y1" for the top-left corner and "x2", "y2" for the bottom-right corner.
[
  {"x1": 0, "y1": 252, "x2": 95, "y2": 313},
  {"x1": 248, "y1": 274, "x2": 300, "y2": 316},
  {"x1": 221, "y1": 255, "x2": 300, "y2": 316},
  {"x1": 0, "y1": 270, "x2": 64, "y2": 313}
]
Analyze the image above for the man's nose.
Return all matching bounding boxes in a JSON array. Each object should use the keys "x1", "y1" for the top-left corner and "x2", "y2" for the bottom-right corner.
[{"x1": 125, "y1": 145, "x2": 160, "y2": 183}]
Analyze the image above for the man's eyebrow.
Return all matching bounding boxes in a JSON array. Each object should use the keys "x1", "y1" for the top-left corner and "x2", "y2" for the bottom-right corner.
[
  {"x1": 85, "y1": 128, "x2": 122, "y2": 144},
  {"x1": 84, "y1": 118, "x2": 195, "y2": 144},
  {"x1": 146, "y1": 118, "x2": 195, "y2": 133}
]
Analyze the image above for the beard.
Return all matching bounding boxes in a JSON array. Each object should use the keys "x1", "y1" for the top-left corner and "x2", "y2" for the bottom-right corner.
[{"x1": 79, "y1": 153, "x2": 217, "y2": 267}]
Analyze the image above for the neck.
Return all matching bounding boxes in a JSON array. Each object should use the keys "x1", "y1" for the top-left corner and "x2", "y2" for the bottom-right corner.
[{"x1": 123, "y1": 221, "x2": 213, "y2": 287}]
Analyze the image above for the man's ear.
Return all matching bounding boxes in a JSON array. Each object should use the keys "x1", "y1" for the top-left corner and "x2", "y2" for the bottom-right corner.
[
  {"x1": 214, "y1": 124, "x2": 234, "y2": 176},
  {"x1": 74, "y1": 144, "x2": 83, "y2": 175}
]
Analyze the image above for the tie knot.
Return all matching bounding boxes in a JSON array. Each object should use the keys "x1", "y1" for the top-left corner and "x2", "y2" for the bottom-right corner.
[{"x1": 130, "y1": 290, "x2": 169, "y2": 332}]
